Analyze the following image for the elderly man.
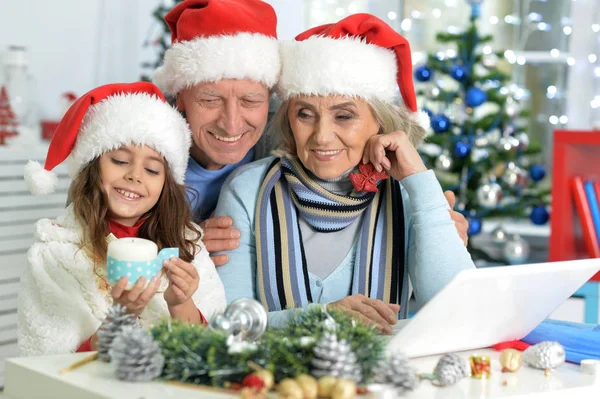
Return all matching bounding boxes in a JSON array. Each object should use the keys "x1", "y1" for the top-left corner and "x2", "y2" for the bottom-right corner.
[{"x1": 155, "y1": 0, "x2": 468, "y2": 266}]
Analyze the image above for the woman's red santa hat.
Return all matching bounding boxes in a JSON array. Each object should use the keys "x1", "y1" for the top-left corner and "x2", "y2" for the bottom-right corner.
[
  {"x1": 277, "y1": 13, "x2": 430, "y2": 129},
  {"x1": 24, "y1": 82, "x2": 191, "y2": 195},
  {"x1": 153, "y1": 0, "x2": 280, "y2": 96}
]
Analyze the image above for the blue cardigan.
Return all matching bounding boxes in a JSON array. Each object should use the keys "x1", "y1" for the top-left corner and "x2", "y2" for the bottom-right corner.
[{"x1": 215, "y1": 157, "x2": 476, "y2": 327}]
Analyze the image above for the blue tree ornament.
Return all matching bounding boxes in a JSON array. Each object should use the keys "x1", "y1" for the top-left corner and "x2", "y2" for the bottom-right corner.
[
  {"x1": 468, "y1": 0, "x2": 484, "y2": 19},
  {"x1": 467, "y1": 216, "x2": 482, "y2": 236},
  {"x1": 529, "y1": 164, "x2": 546, "y2": 182},
  {"x1": 423, "y1": 108, "x2": 434, "y2": 119},
  {"x1": 450, "y1": 65, "x2": 468, "y2": 82},
  {"x1": 530, "y1": 205, "x2": 550, "y2": 225},
  {"x1": 414, "y1": 65, "x2": 433, "y2": 82},
  {"x1": 465, "y1": 87, "x2": 487, "y2": 107},
  {"x1": 431, "y1": 115, "x2": 451, "y2": 133},
  {"x1": 453, "y1": 141, "x2": 472, "y2": 158}
]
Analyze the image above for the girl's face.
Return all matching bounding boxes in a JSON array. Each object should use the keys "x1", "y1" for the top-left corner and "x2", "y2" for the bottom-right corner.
[
  {"x1": 288, "y1": 95, "x2": 380, "y2": 180},
  {"x1": 99, "y1": 145, "x2": 166, "y2": 226}
]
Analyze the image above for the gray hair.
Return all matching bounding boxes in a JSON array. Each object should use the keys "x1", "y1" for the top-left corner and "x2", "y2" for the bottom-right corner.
[{"x1": 269, "y1": 98, "x2": 427, "y2": 160}]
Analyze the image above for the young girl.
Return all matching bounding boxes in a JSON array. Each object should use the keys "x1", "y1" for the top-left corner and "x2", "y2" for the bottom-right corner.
[{"x1": 18, "y1": 82, "x2": 226, "y2": 356}]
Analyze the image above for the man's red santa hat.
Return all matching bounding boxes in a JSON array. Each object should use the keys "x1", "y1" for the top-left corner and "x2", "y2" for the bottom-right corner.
[
  {"x1": 25, "y1": 82, "x2": 191, "y2": 195},
  {"x1": 153, "y1": 0, "x2": 280, "y2": 96},
  {"x1": 277, "y1": 13, "x2": 430, "y2": 129}
]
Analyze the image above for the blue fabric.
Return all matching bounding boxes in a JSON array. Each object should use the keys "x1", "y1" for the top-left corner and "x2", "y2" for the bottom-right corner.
[
  {"x1": 523, "y1": 319, "x2": 600, "y2": 364},
  {"x1": 185, "y1": 148, "x2": 255, "y2": 221}
]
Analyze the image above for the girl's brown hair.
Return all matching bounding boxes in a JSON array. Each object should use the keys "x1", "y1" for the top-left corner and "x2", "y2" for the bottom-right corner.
[{"x1": 70, "y1": 157, "x2": 201, "y2": 266}]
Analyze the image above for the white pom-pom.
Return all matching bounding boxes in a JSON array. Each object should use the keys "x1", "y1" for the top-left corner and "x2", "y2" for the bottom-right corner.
[
  {"x1": 415, "y1": 110, "x2": 431, "y2": 131},
  {"x1": 152, "y1": 66, "x2": 168, "y2": 94},
  {"x1": 24, "y1": 160, "x2": 58, "y2": 195}
]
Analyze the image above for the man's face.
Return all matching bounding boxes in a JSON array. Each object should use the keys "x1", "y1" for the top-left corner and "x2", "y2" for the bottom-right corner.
[{"x1": 177, "y1": 79, "x2": 270, "y2": 170}]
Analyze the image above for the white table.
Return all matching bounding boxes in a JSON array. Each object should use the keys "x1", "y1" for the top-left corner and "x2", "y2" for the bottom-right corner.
[{"x1": 4, "y1": 349, "x2": 599, "y2": 399}]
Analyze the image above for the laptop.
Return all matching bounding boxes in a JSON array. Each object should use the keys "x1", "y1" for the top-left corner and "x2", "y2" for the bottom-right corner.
[{"x1": 387, "y1": 258, "x2": 600, "y2": 358}]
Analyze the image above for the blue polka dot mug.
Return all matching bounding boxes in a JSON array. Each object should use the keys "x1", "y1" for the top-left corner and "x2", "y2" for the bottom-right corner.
[{"x1": 106, "y1": 237, "x2": 179, "y2": 289}]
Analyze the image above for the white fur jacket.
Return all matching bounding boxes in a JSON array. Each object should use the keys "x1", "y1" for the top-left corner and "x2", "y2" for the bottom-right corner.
[{"x1": 17, "y1": 205, "x2": 227, "y2": 356}]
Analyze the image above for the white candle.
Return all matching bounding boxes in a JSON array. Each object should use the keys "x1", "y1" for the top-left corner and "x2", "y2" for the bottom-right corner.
[{"x1": 107, "y1": 238, "x2": 157, "y2": 262}]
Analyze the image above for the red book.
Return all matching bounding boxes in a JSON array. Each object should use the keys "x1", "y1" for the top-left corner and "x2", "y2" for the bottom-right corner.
[{"x1": 571, "y1": 176, "x2": 600, "y2": 258}]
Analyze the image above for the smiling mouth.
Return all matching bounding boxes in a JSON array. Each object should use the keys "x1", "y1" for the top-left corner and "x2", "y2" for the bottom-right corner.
[
  {"x1": 210, "y1": 132, "x2": 244, "y2": 143},
  {"x1": 114, "y1": 188, "x2": 142, "y2": 199},
  {"x1": 313, "y1": 149, "x2": 343, "y2": 156}
]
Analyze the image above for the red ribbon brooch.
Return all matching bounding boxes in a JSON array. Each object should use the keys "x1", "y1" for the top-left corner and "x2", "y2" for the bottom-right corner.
[{"x1": 349, "y1": 163, "x2": 388, "y2": 193}]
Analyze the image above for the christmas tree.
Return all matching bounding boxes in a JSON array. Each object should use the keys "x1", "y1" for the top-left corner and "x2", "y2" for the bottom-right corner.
[
  {"x1": 414, "y1": 0, "x2": 551, "y2": 240},
  {"x1": 0, "y1": 86, "x2": 19, "y2": 145},
  {"x1": 140, "y1": 0, "x2": 185, "y2": 82}
]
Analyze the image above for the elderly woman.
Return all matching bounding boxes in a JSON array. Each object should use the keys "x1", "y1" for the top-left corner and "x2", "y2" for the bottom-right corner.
[{"x1": 215, "y1": 14, "x2": 476, "y2": 333}]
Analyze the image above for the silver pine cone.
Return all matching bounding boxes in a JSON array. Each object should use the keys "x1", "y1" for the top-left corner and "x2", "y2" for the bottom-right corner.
[
  {"x1": 311, "y1": 332, "x2": 362, "y2": 383},
  {"x1": 375, "y1": 352, "x2": 418, "y2": 393},
  {"x1": 434, "y1": 353, "x2": 470, "y2": 386},
  {"x1": 523, "y1": 341, "x2": 566, "y2": 370},
  {"x1": 108, "y1": 325, "x2": 165, "y2": 382},
  {"x1": 96, "y1": 304, "x2": 136, "y2": 362}
]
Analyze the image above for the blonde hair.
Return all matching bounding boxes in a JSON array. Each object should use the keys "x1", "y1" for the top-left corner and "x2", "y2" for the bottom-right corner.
[{"x1": 270, "y1": 97, "x2": 427, "y2": 159}]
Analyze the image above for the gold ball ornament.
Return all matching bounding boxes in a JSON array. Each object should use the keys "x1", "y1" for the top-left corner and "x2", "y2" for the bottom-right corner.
[
  {"x1": 278, "y1": 378, "x2": 304, "y2": 399},
  {"x1": 253, "y1": 369, "x2": 274, "y2": 391},
  {"x1": 317, "y1": 376, "x2": 338, "y2": 398},
  {"x1": 331, "y1": 379, "x2": 356, "y2": 399},
  {"x1": 240, "y1": 387, "x2": 263, "y2": 399},
  {"x1": 295, "y1": 374, "x2": 318, "y2": 399},
  {"x1": 500, "y1": 349, "x2": 523, "y2": 373}
]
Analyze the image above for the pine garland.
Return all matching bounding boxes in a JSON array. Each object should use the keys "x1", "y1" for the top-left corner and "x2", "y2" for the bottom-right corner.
[
  {"x1": 279, "y1": 307, "x2": 385, "y2": 381},
  {"x1": 150, "y1": 307, "x2": 385, "y2": 386}
]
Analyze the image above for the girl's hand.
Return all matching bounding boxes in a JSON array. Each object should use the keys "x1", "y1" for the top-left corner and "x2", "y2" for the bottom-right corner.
[
  {"x1": 327, "y1": 294, "x2": 400, "y2": 335},
  {"x1": 363, "y1": 131, "x2": 427, "y2": 181},
  {"x1": 163, "y1": 257, "x2": 200, "y2": 307},
  {"x1": 111, "y1": 276, "x2": 160, "y2": 317}
]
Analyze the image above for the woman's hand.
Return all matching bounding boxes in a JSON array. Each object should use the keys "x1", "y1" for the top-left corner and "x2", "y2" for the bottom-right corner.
[
  {"x1": 163, "y1": 257, "x2": 200, "y2": 307},
  {"x1": 363, "y1": 131, "x2": 427, "y2": 181},
  {"x1": 327, "y1": 294, "x2": 400, "y2": 335},
  {"x1": 365, "y1": 133, "x2": 469, "y2": 245},
  {"x1": 111, "y1": 276, "x2": 160, "y2": 317},
  {"x1": 445, "y1": 191, "x2": 469, "y2": 246}
]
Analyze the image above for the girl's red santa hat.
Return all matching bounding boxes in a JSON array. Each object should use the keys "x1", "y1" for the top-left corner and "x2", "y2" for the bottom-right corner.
[
  {"x1": 277, "y1": 13, "x2": 430, "y2": 129},
  {"x1": 25, "y1": 82, "x2": 191, "y2": 195},
  {"x1": 153, "y1": 0, "x2": 280, "y2": 96}
]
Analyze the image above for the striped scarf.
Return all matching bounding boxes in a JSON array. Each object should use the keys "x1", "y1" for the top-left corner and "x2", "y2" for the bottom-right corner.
[{"x1": 255, "y1": 157, "x2": 405, "y2": 311}]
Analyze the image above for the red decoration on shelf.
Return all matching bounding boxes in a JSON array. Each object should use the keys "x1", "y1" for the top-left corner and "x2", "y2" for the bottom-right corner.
[
  {"x1": 349, "y1": 163, "x2": 388, "y2": 193},
  {"x1": 571, "y1": 176, "x2": 600, "y2": 258},
  {"x1": 62, "y1": 92, "x2": 77, "y2": 102},
  {"x1": 0, "y1": 86, "x2": 19, "y2": 145},
  {"x1": 550, "y1": 130, "x2": 600, "y2": 282}
]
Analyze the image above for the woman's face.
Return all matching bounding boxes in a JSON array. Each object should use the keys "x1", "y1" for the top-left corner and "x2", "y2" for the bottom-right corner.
[
  {"x1": 288, "y1": 95, "x2": 380, "y2": 180},
  {"x1": 99, "y1": 145, "x2": 166, "y2": 226}
]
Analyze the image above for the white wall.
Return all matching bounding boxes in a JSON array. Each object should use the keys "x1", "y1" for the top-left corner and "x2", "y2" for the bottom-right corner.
[
  {"x1": 566, "y1": 0, "x2": 600, "y2": 129},
  {"x1": 0, "y1": 0, "x2": 159, "y2": 120},
  {"x1": 0, "y1": 0, "x2": 305, "y2": 122}
]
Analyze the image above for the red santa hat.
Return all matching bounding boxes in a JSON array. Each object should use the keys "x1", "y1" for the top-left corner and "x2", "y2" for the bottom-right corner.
[
  {"x1": 25, "y1": 82, "x2": 191, "y2": 195},
  {"x1": 153, "y1": 0, "x2": 280, "y2": 96},
  {"x1": 277, "y1": 13, "x2": 429, "y2": 129}
]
